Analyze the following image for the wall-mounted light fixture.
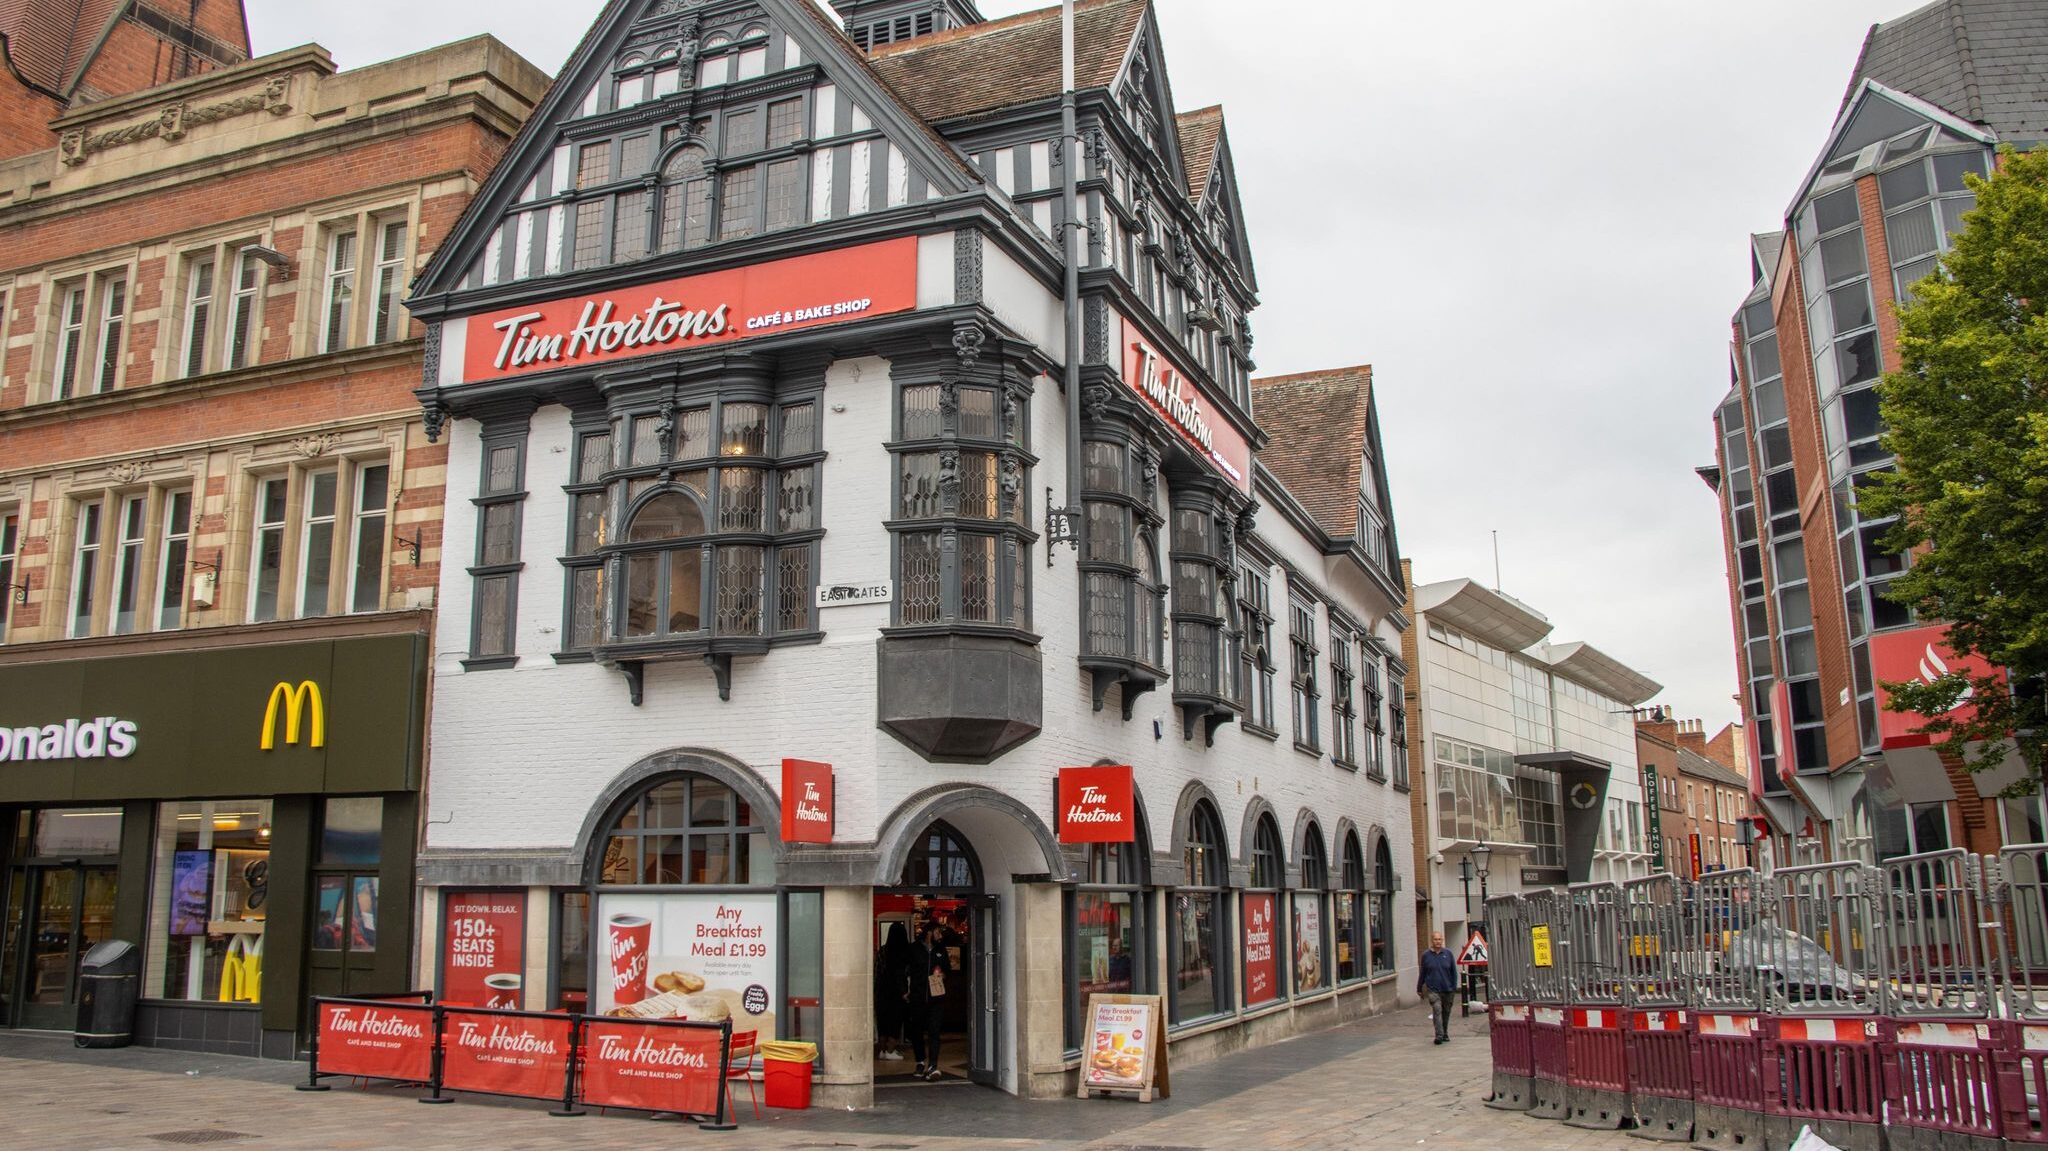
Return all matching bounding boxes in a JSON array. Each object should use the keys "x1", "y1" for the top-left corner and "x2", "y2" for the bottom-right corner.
[
  {"x1": 5, "y1": 572, "x2": 27, "y2": 604},
  {"x1": 244, "y1": 244, "x2": 293, "y2": 281},
  {"x1": 393, "y1": 531, "x2": 422, "y2": 566},
  {"x1": 189, "y1": 555, "x2": 221, "y2": 609}
]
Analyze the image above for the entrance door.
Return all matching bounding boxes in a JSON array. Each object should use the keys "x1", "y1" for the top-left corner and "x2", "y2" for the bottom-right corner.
[
  {"x1": 9, "y1": 864, "x2": 118, "y2": 1030},
  {"x1": 968, "y1": 895, "x2": 1000, "y2": 1087},
  {"x1": 306, "y1": 872, "x2": 381, "y2": 1000}
]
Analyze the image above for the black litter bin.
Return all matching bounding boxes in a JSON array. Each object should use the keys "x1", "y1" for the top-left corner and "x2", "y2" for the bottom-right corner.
[{"x1": 75, "y1": 940, "x2": 141, "y2": 1049}]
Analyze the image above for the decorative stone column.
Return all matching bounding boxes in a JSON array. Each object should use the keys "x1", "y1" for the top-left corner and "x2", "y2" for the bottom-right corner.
[{"x1": 1015, "y1": 881, "x2": 1069, "y2": 1098}]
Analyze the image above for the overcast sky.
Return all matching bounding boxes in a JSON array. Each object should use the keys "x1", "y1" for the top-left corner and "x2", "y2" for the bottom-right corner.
[{"x1": 247, "y1": 0, "x2": 1913, "y2": 729}]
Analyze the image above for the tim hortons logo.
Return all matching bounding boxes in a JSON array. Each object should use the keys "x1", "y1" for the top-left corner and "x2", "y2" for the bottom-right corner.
[
  {"x1": 596, "y1": 1033, "x2": 710, "y2": 1069},
  {"x1": 1064, "y1": 785, "x2": 1126, "y2": 826},
  {"x1": 794, "y1": 781, "x2": 829, "y2": 827},
  {"x1": 491, "y1": 297, "x2": 732, "y2": 371},
  {"x1": 453, "y1": 1021, "x2": 560, "y2": 1055},
  {"x1": 328, "y1": 1007, "x2": 423, "y2": 1039}
]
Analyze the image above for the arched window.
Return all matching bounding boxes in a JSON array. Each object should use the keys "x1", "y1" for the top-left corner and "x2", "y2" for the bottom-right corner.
[
  {"x1": 1337, "y1": 830, "x2": 1367, "y2": 983},
  {"x1": 658, "y1": 147, "x2": 712, "y2": 253},
  {"x1": 1243, "y1": 813, "x2": 1285, "y2": 1005},
  {"x1": 594, "y1": 773, "x2": 769, "y2": 886},
  {"x1": 1067, "y1": 810, "x2": 1151, "y2": 1048},
  {"x1": 620, "y1": 489, "x2": 708, "y2": 639},
  {"x1": 1370, "y1": 835, "x2": 1396, "y2": 975},
  {"x1": 1294, "y1": 823, "x2": 1329, "y2": 992},
  {"x1": 899, "y1": 821, "x2": 979, "y2": 890},
  {"x1": 1171, "y1": 800, "x2": 1228, "y2": 1023}
]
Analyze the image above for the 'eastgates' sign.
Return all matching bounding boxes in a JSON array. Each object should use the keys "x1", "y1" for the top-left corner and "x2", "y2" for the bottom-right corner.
[
  {"x1": 0, "y1": 717, "x2": 139, "y2": 762},
  {"x1": 458, "y1": 237, "x2": 919, "y2": 384}
]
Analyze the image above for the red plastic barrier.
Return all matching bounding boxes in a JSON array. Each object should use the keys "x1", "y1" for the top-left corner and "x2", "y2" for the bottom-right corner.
[
  {"x1": 1626, "y1": 1009, "x2": 1691, "y2": 1100},
  {"x1": 1566, "y1": 1007, "x2": 1629, "y2": 1092},
  {"x1": 1691, "y1": 1013, "x2": 1765, "y2": 1111},
  {"x1": 1999, "y1": 1023, "x2": 2048, "y2": 1146},
  {"x1": 1884, "y1": 1019, "x2": 2004, "y2": 1147},
  {"x1": 1529, "y1": 1004, "x2": 1569, "y2": 1119},
  {"x1": 1491, "y1": 1003, "x2": 1533, "y2": 1078},
  {"x1": 438, "y1": 1008, "x2": 576, "y2": 1102},
  {"x1": 1763, "y1": 1016, "x2": 1891, "y2": 1151}
]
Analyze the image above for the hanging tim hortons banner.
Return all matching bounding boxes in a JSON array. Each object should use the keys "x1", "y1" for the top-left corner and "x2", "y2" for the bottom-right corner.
[
  {"x1": 780, "y1": 759, "x2": 834, "y2": 845},
  {"x1": 1056, "y1": 765, "x2": 1136, "y2": 844},
  {"x1": 1116, "y1": 313, "x2": 1253, "y2": 494},
  {"x1": 438, "y1": 1008, "x2": 573, "y2": 1100},
  {"x1": 579, "y1": 1018, "x2": 726, "y2": 1115},
  {"x1": 458, "y1": 237, "x2": 919, "y2": 384},
  {"x1": 315, "y1": 1000, "x2": 434, "y2": 1082}
]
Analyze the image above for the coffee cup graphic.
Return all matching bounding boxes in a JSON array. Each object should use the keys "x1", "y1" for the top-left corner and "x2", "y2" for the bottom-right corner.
[
  {"x1": 484, "y1": 973, "x2": 521, "y2": 1009},
  {"x1": 608, "y1": 914, "x2": 652, "y2": 1004}
]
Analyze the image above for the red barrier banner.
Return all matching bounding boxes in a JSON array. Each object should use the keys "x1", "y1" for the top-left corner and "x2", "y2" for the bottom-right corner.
[
  {"x1": 315, "y1": 1000, "x2": 434, "y2": 1082},
  {"x1": 440, "y1": 1009, "x2": 573, "y2": 1100},
  {"x1": 579, "y1": 1019, "x2": 725, "y2": 1116}
]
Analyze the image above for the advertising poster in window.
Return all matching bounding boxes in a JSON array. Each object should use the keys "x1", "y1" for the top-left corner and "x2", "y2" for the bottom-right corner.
[
  {"x1": 442, "y1": 890, "x2": 527, "y2": 1008},
  {"x1": 170, "y1": 850, "x2": 211, "y2": 936},
  {"x1": 1242, "y1": 892, "x2": 1278, "y2": 1006},
  {"x1": 1292, "y1": 894, "x2": 1324, "y2": 991},
  {"x1": 593, "y1": 892, "x2": 778, "y2": 1038},
  {"x1": 439, "y1": 1007, "x2": 572, "y2": 1100}
]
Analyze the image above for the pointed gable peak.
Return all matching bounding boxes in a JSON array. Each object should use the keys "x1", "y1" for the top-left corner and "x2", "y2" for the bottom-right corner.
[{"x1": 1176, "y1": 104, "x2": 1223, "y2": 201}]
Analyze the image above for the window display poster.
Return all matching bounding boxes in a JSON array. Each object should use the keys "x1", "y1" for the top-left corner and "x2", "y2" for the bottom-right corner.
[
  {"x1": 593, "y1": 892, "x2": 778, "y2": 1038},
  {"x1": 1243, "y1": 892, "x2": 1278, "y2": 1006},
  {"x1": 171, "y1": 851, "x2": 212, "y2": 935},
  {"x1": 442, "y1": 890, "x2": 528, "y2": 1008},
  {"x1": 1293, "y1": 894, "x2": 1324, "y2": 991}
]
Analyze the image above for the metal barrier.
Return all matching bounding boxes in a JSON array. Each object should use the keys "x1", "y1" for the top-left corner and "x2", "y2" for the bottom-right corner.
[
  {"x1": 1523, "y1": 888, "x2": 1570, "y2": 1121},
  {"x1": 1883, "y1": 849, "x2": 1994, "y2": 1017},
  {"x1": 1691, "y1": 1012, "x2": 1766, "y2": 1151},
  {"x1": 1694, "y1": 868, "x2": 1763, "y2": 1015},
  {"x1": 1530, "y1": 1004, "x2": 1570, "y2": 1121},
  {"x1": 1484, "y1": 893, "x2": 1535, "y2": 1112},
  {"x1": 1621, "y1": 875, "x2": 1691, "y2": 1141},
  {"x1": 1563, "y1": 883, "x2": 1629, "y2": 1129},
  {"x1": 2003, "y1": 1021, "x2": 2048, "y2": 1146},
  {"x1": 1885, "y1": 1018, "x2": 2005, "y2": 1151},
  {"x1": 1767, "y1": 861, "x2": 1884, "y2": 1016},
  {"x1": 1487, "y1": 1002, "x2": 1536, "y2": 1112},
  {"x1": 1999, "y1": 846, "x2": 2048, "y2": 1019}
]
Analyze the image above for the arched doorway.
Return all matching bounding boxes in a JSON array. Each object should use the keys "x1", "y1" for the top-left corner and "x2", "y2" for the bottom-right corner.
[{"x1": 875, "y1": 820, "x2": 994, "y2": 1086}]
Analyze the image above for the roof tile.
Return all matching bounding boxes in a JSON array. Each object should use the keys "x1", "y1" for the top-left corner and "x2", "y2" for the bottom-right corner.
[
  {"x1": 866, "y1": 0, "x2": 1147, "y2": 125},
  {"x1": 1250, "y1": 366, "x2": 1372, "y2": 540}
]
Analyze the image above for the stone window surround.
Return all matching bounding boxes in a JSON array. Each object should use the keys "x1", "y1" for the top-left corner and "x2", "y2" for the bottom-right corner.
[
  {"x1": 245, "y1": 443, "x2": 401, "y2": 626},
  {"x1": 33, "y1": 262, "x2": 134, "y2": 404},
  {"x1": 308, "y1": 201, "x2": 418, "y2": 358}
]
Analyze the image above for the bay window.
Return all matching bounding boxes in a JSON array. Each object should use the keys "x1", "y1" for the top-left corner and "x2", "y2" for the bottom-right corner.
[
  {"x1": 1079, "y1": 438, "x2": 1165, "y2": 709},
  {"x1": 887, "y1": 381, "x2": 1032, "y2": 632},
  {"x1": 1168, "y1": 480, "x2": 1238, "y2": 742}
]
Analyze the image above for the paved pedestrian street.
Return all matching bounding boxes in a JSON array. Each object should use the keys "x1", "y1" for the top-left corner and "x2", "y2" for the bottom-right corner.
[{"x1": 0, "y1": 1005, "x2": 1662, "y2": 1151}]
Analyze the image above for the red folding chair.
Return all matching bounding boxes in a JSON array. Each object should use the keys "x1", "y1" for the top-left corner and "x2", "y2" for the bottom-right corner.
[{"x1": 725, "y1": 1029, "x2": 762, "y2": 1120}]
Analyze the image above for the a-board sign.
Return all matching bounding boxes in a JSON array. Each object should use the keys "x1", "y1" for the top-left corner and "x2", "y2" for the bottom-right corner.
[
  {"x1": 1531, "y1": 924, "x2": 1554, "y2": 968},
  {"x1": 1457, "y1": 929, "x2": 1490, "y2": 967},
  {"x1": 1077, "y1": 993, "x2": 1170, "y2": 1103}
]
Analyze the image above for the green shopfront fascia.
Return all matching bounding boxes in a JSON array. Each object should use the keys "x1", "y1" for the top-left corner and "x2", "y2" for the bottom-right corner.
[{"x1": 0, "y1": 618, "x2": 427, "y2": 1059}]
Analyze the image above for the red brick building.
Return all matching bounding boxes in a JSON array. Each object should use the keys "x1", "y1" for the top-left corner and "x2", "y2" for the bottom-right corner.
[
  {"x1": 1701, "y1": 0, "x2": 2048, "y2": 867},
  {"x1": 1636, "y1": 712, "x2": 1754, "y2": 876},
  {"x1": 0, "y1": 11, "x2": 547, "y2": 1057}
]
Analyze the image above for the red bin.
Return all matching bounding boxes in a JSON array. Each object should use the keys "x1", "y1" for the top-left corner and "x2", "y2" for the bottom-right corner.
[{"x1": 761, "y1": 1041, "x2": 818, "y2": 1109}]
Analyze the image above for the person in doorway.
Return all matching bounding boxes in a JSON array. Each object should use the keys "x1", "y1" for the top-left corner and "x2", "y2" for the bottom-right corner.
[
  {"x1": 875, "y1": 922, "x2": 915, "y2": 1063},
  {"x1": 908, "y1": 919, "x2": 951, "y2": 1080},
  {"x1": 1419, "y1": 931, "x2": 1458, "y2": 1044}
]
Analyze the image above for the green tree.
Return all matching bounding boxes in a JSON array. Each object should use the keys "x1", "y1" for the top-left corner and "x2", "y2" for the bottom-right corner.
[{"x1": 1863, "y1": 145, "x2": 2048, "y2": 790}]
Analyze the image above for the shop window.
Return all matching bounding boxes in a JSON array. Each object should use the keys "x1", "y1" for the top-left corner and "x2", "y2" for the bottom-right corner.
[
  {"x1": 1236, "y1": 560, "x2": 1276, "y2": 732},
  {"x1": 468, "y1": 432, "x2": 527, "y2": 666},
  {"x1": 1294, "y1": 827, "x2": 1329, "y2": 994},
  {"x1": 146, "y1": 800, "x2": 273, "y2": 1002},
  {"x1": 593, "y1": 399, "x2": 820, "y2": 662},
  {"x1": 784, "y1": 889, "x2": 823, "y2": 1044},
  {"x1": 596, "y1": 774, "x2": 772, "y2": 886},
  {"x1": 1329, "y1": 631, "x2": 1357, "y2": 768},
  {"x1": 886, "y1": 382, "x2": 1032, "y2": 631},
  {"x1": 1244, "y1": 815, "x2": 1285, "y2": 1006},
  {"x1": 1066, "y1": 837, "x2": 1149, "y2": 1050},
  {"x1": 1336, "y1": 831, "x2": 1368, "y2": 983},
  {"x1": 1171, "y1": 800, "x2": 1228, "y2": 1025},
  {"x1": 1288, "y1": 590, "x2": 1321, "y2": 752},
  {"x1": 556, "y1": 890, "x2": 590, "y2": 1010},
  {"x1": 1370, "y1": 836, "x2": 1395, "y2": 976}
]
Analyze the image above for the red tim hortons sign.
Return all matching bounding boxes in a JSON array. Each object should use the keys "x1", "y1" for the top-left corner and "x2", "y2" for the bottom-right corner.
[
  {"x1": 458, "y1": 236, "x2": 919, "y2": 385},
  {"x1": 1057, "y1": 765, "x2": 1136, "y2": 844},
  {"x1": 315, "y1": 1000, "x2": 434, "y2": 1082},
  {"x1": 781, "y1": 758, "x2": 834, "y2": 844},
  {"x1": 439, "y1": 1009, "x2": 573, "y2": 1100},
  {"x1": 579, "y1": 1019, "x2": 726, "y2": 1116},
  {"x1": 1117, "y1": 312, "x2": 1253, "y2": 494}
]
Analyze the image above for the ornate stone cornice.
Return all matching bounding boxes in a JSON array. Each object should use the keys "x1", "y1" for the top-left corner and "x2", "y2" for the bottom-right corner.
[{"x1": 59, "y1": 75, "x2": 294, "y2": 168}]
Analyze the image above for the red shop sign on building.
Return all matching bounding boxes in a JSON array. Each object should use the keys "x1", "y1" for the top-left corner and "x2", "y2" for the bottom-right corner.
[
  {"x1": 439, "y1": 1008, "x2": 573, "y2": 1100},
  {"x1": 781, "y1": 759, "x2": 834, "y2": 844},
  {"x1": 1056, "y1": 765, "x2": 1135, "y2": 844},
  {"x1": 1242, "y1": 892, "x2": 1279, "y2": 1007},
  {"x1": 1870, "y1": 624, "x2": 2005, "y2": 750},
  {"x1": 458, "y1": 236, "x2": 920, "y2": 384},
  {"x1": 315, "y1": 1000, "x2": 434, "y2": 1082},
  {"x1": 441, "y1": 890, "x2": 527, "y2": 1008},
  {"x1": 1117, "y1": 313, "x2": 1253, "y2": 494},
  {"x1": 579, "y1": 1018, "x2": 726, "y2": 1116}
]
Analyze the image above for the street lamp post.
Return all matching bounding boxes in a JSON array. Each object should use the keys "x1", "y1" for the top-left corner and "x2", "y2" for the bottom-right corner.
[
  {"x1": 1458, "y1": 855, "x2": 1475, "y2": 917},
  {"x1": 1465, "y1": 843, "x2": 1494, "y2": 1015},
  {"x1": 1472, "y1": 842, "x2": 1492, "y2": 905}
]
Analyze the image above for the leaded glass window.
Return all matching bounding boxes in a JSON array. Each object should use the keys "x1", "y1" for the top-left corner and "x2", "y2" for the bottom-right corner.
[{"x1": 888, "y1": 379, "x2": 1032, "y2": 630}]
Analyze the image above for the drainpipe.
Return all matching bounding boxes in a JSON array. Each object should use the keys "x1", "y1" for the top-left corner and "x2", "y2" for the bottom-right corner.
[{"x1": 1059, "y1": 0, "x2": 1084, "y2": 541}]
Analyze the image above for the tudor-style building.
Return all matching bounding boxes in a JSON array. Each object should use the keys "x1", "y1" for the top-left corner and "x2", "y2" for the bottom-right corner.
[{"x1": 406, "y1": 0, "x2": 1414, "y2": 1105}]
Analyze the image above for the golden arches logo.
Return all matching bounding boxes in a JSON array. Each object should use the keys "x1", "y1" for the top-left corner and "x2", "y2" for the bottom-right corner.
[{"x1": 260, "y1": 681, "x2": 325, "y2": 750}]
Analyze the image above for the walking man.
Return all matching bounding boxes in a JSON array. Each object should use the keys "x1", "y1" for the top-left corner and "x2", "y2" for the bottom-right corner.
[{"x1": 1419, "y1": 931, "x2": 1458, "y2": 1044}]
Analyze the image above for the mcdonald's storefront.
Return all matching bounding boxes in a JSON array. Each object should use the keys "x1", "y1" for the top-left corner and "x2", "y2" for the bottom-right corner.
[{"x1": 0, "y1": 613, "x2": 427, "y2": 1059}]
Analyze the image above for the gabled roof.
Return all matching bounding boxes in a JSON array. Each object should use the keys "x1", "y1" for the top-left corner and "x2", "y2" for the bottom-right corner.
[
  {"x1": 0, "y1": 0, "x2": 113, "y2": 93},
  {"x1": 1177, "y1": 104, "x2": 1221, "y2": 198},
  {"x1": 1250, "y1": 365, "x2": 1375, "y2": 540},
  {"x1": 1677, "y1": 746, "x2": 1749, "y2": 790},
  {"x1": 1749, "y1": 231, "x2": 1783, "y2": 289},
  {"x1": 1841, "y1": 0, "x2": 2048, "y2": 139},
  {"x1": 865, "y1": 0, "x2": 1147, "y2": 125}
]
